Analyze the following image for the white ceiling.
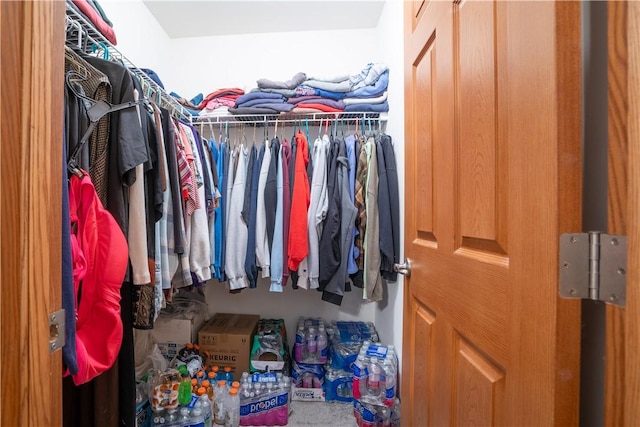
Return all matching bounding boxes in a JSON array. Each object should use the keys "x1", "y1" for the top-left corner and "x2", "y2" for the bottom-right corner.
[{"x1": 142, "y1": 0, "x2": 386, "y2": 38}]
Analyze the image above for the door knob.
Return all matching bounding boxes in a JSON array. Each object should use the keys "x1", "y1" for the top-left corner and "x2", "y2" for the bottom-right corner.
[{"x1": 394, "y1": 259, "x2": 412, "y2": 277}]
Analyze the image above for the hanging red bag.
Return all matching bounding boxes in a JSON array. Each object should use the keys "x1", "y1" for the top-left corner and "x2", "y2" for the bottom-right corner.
[{"x1": 66, "y1": 170, "x2": 128, "y2": 385}]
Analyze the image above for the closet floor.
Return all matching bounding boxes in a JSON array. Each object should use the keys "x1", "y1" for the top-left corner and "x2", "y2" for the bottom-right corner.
[{"x1": 286, "y1": 400, "x2": 357, "y2": 426}]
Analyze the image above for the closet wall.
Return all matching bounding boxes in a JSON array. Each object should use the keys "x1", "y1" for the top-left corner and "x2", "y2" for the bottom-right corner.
[{"x1": 100, "y1": 0, "x2": 405, "y2": 360}]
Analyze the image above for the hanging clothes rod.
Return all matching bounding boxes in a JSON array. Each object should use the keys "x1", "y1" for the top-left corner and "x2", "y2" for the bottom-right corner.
[
  {"x1": 64, "y1": 2, "x2": 192, "y2": 123},
  {"x1": 194, "y1": 112, "x2": 388, "y2": 126}
]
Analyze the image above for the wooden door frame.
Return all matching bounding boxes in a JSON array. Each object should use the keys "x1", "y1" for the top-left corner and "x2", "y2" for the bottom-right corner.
[
  {"x1": 607, "y1": 1, "x2": 640, "y2": 425},
  {"x1": 1, "y1": 1, "x2": 64, "y2": 425},
  {"x1": 401, "y1": 1, "x2": 582, "y2": 425}
]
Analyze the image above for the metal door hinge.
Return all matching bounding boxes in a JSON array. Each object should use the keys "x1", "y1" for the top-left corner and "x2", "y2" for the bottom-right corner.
[
  {"x1": 49, "y1": 309, "x2": 65, "y2": 353},
  {"x1": 559, "y1": 232, "x2": 626, "y2": 307}
]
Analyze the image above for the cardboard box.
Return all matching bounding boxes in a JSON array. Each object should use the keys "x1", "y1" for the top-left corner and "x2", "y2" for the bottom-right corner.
[
  {"x1": 198, "y1": 313, "x2": 260, "y2": 380},
  {"x1": 151, "y1": 309, "x2": 207, "y2": 361}
]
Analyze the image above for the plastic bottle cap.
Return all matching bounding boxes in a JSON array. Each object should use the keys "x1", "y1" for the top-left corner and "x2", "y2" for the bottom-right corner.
[
  {"x1": 224, "y1": 366, "x2": 232, "y2": 372},
  {"x1": 191, "y1": 379, "x2": 198, "y2": 386},
  {"x1": 197, "y1": 387, "x2": 206, "y2": 396},
  {"x1": 202, "y1": 380, "x2": 210, "y2": 388},
  {"x1": 197, "y1": 370, "x2": 204, "y2": 377},
  {"x1": 212, "y1": 366, "x2": 219, "y2": 372},
  {"x1": 232, "y1": 381, "x2": 240, "y2": 388},
  {"x1": 218, "y1": 380, "x2": 227, "y2": 387},
  {"x1": 229, "y1": 388, "x2": 238, "y2": 396},
  {"x1": 194, "y1": 344, "x2": 200, "y2": 350},
  {"x1": 208, "y1": 372, "x2": 216, "y2": 379},
  {"x1": 186, "y1": 343, "x2": 194, "y2": 349}
]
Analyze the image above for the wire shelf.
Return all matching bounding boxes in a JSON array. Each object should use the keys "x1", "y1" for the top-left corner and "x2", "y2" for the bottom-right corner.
[
  {"x1": 194, "y1": 111, "x2": 388, "y2": 126},
  {"x1": 64, "y1": 1, "x2": 192, "y2": 123}
]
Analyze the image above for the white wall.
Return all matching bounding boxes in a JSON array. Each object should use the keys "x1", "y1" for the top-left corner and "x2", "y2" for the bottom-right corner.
[
  {"x1": 100, "y1": 0, "x2": 171, "y2": 74},
  {"x1": 165, "y1": 28, "x2": 380, "y2": 99},
  {"x1": 373, "y1": 0, "x2": 405, "y2": 368},
  {"x1": 98, "y1": 0, "x2": 404, "y2": 351}
]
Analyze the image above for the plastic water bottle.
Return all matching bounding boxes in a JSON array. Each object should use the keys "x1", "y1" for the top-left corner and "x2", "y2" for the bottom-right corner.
[
  {"x1": 226, "y1": 388, "x2": 240, "y2": 427},
  {"x1": 380, "y1": 406, "x2": 391, "y2": 427},
  {"x1": 190, "y1": 406, "x2": 205, "y2": 427},
  {"x1": 294, "y1": 324, "x2": 305, "y2": 361},
  {"x1": 151, "y1": 409, "x2": 165, "y2": 426},
  {"x1": 241, "y1": 372, "x2": 250, "y2": 384},
  {"x1": 283, "y1": 377, "x2": 292, "y2": 405},
  {"x1": 352, "y1": 355, "x2": 366, "y2": 399},
  {"x1": 223, "y1": 366, "x2": 234, "y2": 382},
  {"x1": 177, "y1": 407, "x2": 190, "y2": 425},
  {"x1": 317, "y1": 325, "x2": 328, "y2": 363},
  {"x1": 382, "y1": 358, "x2": 396, "y2": 407},
  {"x1": 366, "y1": 357, "x2": 383, "y2": 399},
  {"x1": 208, "y1": 370, "x2": 217, "y2": 385},
  {"x1": 196, "y1": 370, "x2": 206, "y2": 386},
  {"x1": 387, "y1": 345, "x2": 398, "y2": 369},
  {"x1": 214, "y1": 380, "x2": 227, "y2": 425},
  {"x1": 241, "y1": 382, "x2": 252, "y2": 398},
  {"x1": 390, "y1": 398, "x2": 401, "y2": 427},
  {"x1": 197, "y1": 388, "x2": 213, "y2": 427},
  {"x1": 306, "y1": 327, "x2": 317, "y2": 361}
]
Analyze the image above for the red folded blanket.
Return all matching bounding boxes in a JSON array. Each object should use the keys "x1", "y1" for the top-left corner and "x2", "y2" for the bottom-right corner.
[{"x1": 72, "y1": 0, "x2": 118, "y2": 45}]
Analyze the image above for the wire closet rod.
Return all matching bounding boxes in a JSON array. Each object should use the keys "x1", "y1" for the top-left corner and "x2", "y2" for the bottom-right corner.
[
  {"x1": 194, "y1": 112, "x2": 388, "y2": 126},
  {"x1": 64, "y1": 2, "x2": 192, "y2": 123}
]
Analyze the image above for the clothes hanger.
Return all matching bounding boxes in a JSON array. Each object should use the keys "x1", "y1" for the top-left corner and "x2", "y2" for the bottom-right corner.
[
  {"x1": 208, "y1": 121, "x2": 215, "y2": 142},
  {"x1": 65, "y1": 71, "x2": 146, "y2": 176},
  {"x1": 253, "y1": 122, "x2": 257, "y2": 147},
  {"x1": 241, "y1": 123, "x2": 248, "y2": 149},
  {"x1": 90, "y1": 42, "x2": 110, "y2": 60}
]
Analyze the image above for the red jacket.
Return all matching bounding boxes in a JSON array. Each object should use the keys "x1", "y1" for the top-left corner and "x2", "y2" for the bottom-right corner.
[{"x1": 288, "y1": 130, "x2": 310, "y2": 271}]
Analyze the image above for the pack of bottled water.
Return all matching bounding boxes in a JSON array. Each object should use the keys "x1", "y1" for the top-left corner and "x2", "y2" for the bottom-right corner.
[
  {"x1": 291, "y1": 360, "x2": 325, "y2": 389},
  {"x1": 353, "y1": 398, "x2": 401, "y2": 427},
  {"x1": 326, "y1": 321, "x2": 379, "y2": 372},
  {"x1": 324, "y1": 368, "x2": 354, "y2": 403},
  {"x1": 293, "y1": 317, "x2": 328, "y2": 364},
  {"x1": 352, "y1": 342, "x2": 398, "y2": 408},
  {"x1": 238, "y1": 371, "x2": 290, "y2": 426}
]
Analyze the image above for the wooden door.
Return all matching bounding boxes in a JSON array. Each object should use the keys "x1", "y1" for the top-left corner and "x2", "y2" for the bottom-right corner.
[
  {"x1": 402, "y1": 1, "x2": 582, "y2": 425},
  {"x1": 606, "y1": 1, "x2": 640, "y2": 425},
  {"x1": 1, "y1": 1, "x2": 64, "y2": 425}
]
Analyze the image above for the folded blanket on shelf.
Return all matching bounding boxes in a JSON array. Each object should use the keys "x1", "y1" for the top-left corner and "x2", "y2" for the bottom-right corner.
[
  {"x1": 252, "y1": 88, "x2": 297, "y2": 98},
  {"x1": 344, "y1": 101, "x2": 389, "y2": 113},
  {"x1": 71, "y1": 0, "x2": 118, "y2": 45},
  {"x1": 228, "y1": 107, "x2": 281, "y2": 115},
  {"x1": 296, "y1": 98, "x2": 345, "y2": 110},
  {"x1": 290, "y1": 103, "x2": 343, "y2": 113},
  {"x1": 287, "y1": 95, "x2": 323, "y2": 104},
  {"x1": 257, "y1": 72, "x2": 307, "y2": 90},
  {"x1": 345, "y1": 71, "x2": 389, "y2": 98},
  {"x1": 235, "y1": 91, "x2": 286, "y2": 105},
  {"x1": 343, "y1": 91, "x2": 388, "y2": 106},
  {"x1": 236, "y1": 97, "x2": 286, "y2": 109}
]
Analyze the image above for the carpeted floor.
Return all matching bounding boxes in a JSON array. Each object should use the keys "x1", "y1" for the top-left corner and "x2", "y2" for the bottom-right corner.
[{"x1": 286, "y1": 401, "x2": 357, "y2": 426}]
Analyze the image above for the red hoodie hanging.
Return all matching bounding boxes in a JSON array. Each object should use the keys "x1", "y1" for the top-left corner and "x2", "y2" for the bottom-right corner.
[{"x1": 66, "y1": 170, "x2": 128, "y2": 385}]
